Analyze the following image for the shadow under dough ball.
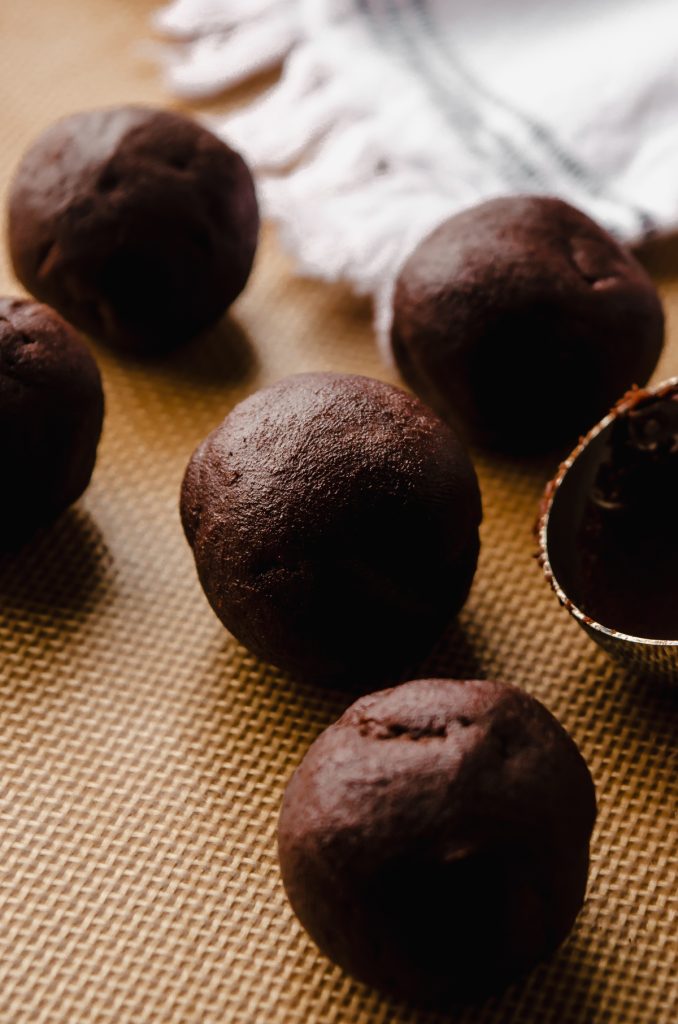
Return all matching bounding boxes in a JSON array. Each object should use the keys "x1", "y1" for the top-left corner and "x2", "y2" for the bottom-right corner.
[
  {"x1": 8, "y1": 106, "x2": 259, "y2": 354},
  {"x1": 0, "y1": 298, "x2": 104, "y2": 545},
  {"x1": 181, "y1": 373, "x2": 482, "y2": 684},
  {"x1": 391, "y1": 196, "x2": 664, "y2": 452},
  {"x1": 278, "y1": 678, "x2": 597, "y2": 1004}
]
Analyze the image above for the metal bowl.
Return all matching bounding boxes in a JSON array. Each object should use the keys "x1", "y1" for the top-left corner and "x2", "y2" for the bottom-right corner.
[{"x1": 538, "y1": 376, "x2": 678, "y2": 680}]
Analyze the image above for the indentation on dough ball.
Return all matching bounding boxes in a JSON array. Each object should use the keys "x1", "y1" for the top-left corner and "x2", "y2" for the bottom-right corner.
[
  {"x1": 36, "y1": 239, "x2": 59, "y2": 279},
  {"x1": 96, "y1": 167, "x2": 122, "y2": 193}
]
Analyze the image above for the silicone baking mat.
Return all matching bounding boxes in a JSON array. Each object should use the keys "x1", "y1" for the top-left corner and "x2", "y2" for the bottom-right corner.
[{"x1": 0, "y1": 2, "x2": 675, "y2": 1021}]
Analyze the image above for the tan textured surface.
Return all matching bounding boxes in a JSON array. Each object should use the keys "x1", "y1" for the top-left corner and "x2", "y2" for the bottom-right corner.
[{"x1": 0, "y1": 2, "x2": 676, "y2": 1022}]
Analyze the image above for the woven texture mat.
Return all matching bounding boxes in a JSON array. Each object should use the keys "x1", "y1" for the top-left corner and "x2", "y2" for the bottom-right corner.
[{"x1": 0, "y1": 3, "x2": 676, "y2": 1022}]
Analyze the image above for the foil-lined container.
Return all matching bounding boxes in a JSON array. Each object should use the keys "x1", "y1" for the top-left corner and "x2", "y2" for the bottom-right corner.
[{"x1": 538, "y1": 376, "x2": 678, "y2": 681}]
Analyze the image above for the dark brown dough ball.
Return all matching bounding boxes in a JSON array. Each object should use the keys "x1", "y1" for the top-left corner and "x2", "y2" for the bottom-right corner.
[
  {"x1": 181, "y1": 373, "x2": 481, "y2": 684},
  {"x1": 8, "y1": 106, "x2": 259, "y2": 354},
  {"x1": 0, "y1": 297, "x2": 104, "y2": 544},
  {"x1": 391, "y1": 196, "x2": 664, "y2": 451},
  {"x1": 278, "y1": 678, "x2": 597, "y2": 1003}
]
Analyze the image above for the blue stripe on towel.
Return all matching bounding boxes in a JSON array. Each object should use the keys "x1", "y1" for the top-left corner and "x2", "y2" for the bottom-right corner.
[
  {"x1": 357, "y1": 0, "x2": 656, "y2": 235},
  {"x1": 364, "y1": 0, "x2": 547, "y2": 188},
  {"x1": 415, "y1": 0, "x2": 656, "y2": 234}
]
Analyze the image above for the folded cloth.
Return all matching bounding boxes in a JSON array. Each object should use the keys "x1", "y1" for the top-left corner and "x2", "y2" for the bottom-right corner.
[{"x1": 156, "y1": 0, "x2": 678, "y2": 342}]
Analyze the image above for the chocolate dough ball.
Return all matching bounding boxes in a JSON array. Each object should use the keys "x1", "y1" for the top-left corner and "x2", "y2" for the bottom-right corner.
[
  {"x1": 391, "y1": 196, "x2": 664, "y2": 451},
  {"x1": 8, "y1": 106, "x2": 259, "y2": 354},
  {"x1": 278, "y1": 678, "x2": 597, "y2": 1003},
  {"x1": 181, "y1": 373, "x2": 481, "y2": 683},
  {"x1": 0, "y1": 297, "x2": 104, "y2": 543}
]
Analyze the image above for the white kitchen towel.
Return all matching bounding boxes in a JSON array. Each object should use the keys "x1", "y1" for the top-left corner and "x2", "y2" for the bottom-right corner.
[{"x1": 155, "y1": 0, "x2": 678, "y2": 341}]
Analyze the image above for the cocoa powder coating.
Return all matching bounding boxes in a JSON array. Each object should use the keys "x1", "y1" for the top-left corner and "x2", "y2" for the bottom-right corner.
[
  {"x1": 181, "y1": 373, "x2": 482, "y2": 683},
  {"x1": 8, "y1": 106, "x2": 259, "y2": 354},
  {"x1": 391, "y1": 196, "x2": 664, "y2": 451},
  {"x1": 278, "y1": 678, "x2": 597, "y2": 1002}
]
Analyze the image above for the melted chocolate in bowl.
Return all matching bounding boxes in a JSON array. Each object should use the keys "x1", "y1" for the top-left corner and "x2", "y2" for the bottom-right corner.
[{"x1": 545, "y1": 381, "x2": 678, "y2": 642}]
